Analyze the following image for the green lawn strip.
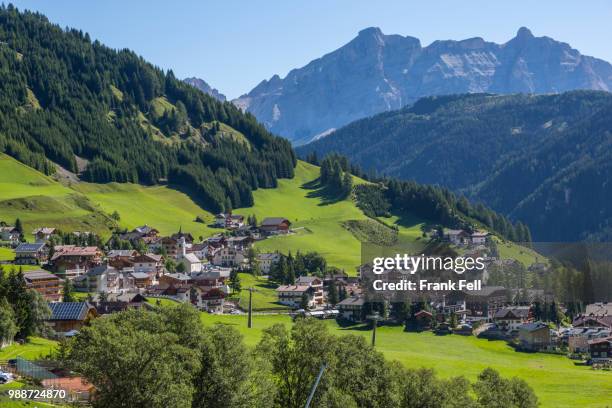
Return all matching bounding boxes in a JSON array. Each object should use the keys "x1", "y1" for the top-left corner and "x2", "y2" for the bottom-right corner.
[
  {"x1": 236, "y1": 273, "x2": 288, "y2": 311},
  {"x1": 145, "y1": 297, "x2": 182, "y2": 307},
  {"x1": 0, "y1": 337, "x2": 57, "y2": 360},
  {"x1": 0, "y1": 247, "x2": 14, "y2": 262}
]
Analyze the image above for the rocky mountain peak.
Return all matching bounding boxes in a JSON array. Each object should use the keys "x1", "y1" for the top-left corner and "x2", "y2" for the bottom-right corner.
[
  {"x1": 515, "y1": 26, "x2": 535, "y2": 40},
  {"x1": 233, "y1": 27, "x2": 612, "y2": 144},
  {"x1": 183, "y1": 77, "x2": 227, "y2": 102}
]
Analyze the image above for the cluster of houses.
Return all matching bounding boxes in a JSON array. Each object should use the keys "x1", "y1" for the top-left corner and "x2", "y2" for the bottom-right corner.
[
  {"x1": 317, "y1": 278, "x2": 612, "y2": 365},
  {"x1": 6, "y1": 220, "x2": 611, "y2": 367},
  {"x1": 442, "y1": 228, "x2": 489, "y2": 246},
  {"x1": 7, "y1": 218, "x2": 293, "y2": 333}
]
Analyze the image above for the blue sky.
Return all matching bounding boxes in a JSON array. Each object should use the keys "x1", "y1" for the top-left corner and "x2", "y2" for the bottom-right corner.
[{"x1": 9, "y1": 0, "x2": 612, "y2": 99}]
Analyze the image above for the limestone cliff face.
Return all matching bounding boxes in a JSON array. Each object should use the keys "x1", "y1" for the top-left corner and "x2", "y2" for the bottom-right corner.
[{"x1": 234, "y1": 27, "x2": 612, "y2": 145}]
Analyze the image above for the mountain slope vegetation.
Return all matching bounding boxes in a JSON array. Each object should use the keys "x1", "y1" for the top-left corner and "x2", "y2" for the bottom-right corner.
[
  {"x1": 0, "y1": 5, "x2": 295, "y2": 214},
  {"x1": 299, "y1": 91, "x2": 612, "y2": 241},
  {"x1": 2, "y1": 153, "x2": 539, "y2": 273},
  {"x1": 0, "y1": 6, "x2": 534, "y2": 269}
]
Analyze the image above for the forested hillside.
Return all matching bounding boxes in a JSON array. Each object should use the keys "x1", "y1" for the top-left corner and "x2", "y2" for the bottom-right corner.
[
  {"x1": 0, "y1": 5, "x2": 533, "y2": 251},
  {"x1": 299, "y1": 91, "x2": 612, "y2": 241},
  {"x1": 0, "y1": 5, "x2": 295, "y2": 213}
]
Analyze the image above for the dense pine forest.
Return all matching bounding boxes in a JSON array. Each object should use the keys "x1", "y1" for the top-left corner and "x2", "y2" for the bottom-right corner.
[
  {"x1": 0, "y1": 5, "x2": 295, "y2": 213},
  {"x1": 299, "y1": 92, "x2": 612, "y2": 241}
]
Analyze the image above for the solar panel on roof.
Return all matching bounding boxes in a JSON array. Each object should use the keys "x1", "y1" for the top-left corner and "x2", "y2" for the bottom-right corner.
[
  {"x1": 49, "y1": 302, "x2": 87, "y2": 320},
  {"x1": 16, "y1": 243, "x2": 45, "y2": 251}
]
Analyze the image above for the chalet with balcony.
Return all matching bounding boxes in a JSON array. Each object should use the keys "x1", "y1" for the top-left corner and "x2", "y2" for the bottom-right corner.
[
  {"x1": 276, "y1": 284, "x2": 315, "y2": 308},
  {"x1": 337, "y1": 296, "x2": 365, "y2": 322},
  {"x1": 50, "y1": 245, "x2": 102, "y2": 278},
  {"x1": 14, "y1": 242, "x2": 48, "y2": 265},
  {"x1": 260, "y1": 217, "x2": 291, "y2": 234},
  {"x1": 46, "y1": 302, "x2": 98, "y2": 333},
  {"x1": 23, "y1": 270, "x2": 62, "y2": 302},
  {"x1": 295, "y1": 276, "x2": 324, "y2": 305}
]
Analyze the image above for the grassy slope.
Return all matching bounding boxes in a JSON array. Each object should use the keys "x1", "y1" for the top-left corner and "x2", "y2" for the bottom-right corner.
[
  {"x1": 0, "y1": 337, "x2": 57, "y2": 360},
  {"x1": 0, "y1": 154, "x2": 536, "y2": 273},
  {"x1": 0, "y1": 247, "x2": 13, "y2": 261},
  {"x1": 0, "y1": 155, "x2": 114, "y2": 239},
  {"x1": 200, "y1": 313, "x2": 611, "y2": 408},
  {"x1": 73, "y1": 182, "x2": 217, "y2": 238},
  {"x1": 235, "y1": 161, "x2": 424, "y2": 273},
  {"x1": 236, "y1": 273, "x2": 289, "y2": 311},
  {"x1": 496, "y1": 238, "x2": 547, "y2": 267}
]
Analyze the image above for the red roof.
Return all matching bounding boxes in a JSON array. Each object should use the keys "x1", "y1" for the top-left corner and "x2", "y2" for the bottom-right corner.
[
  {"x1": 414, "y1": 310, "x2": 433, "y2": 318},
  {"x1": 42, "y1": 376, "x2": 93, "y2": 393},
  {"x1": 51, "y1": 245, "x2": 100, "y2": 260}
]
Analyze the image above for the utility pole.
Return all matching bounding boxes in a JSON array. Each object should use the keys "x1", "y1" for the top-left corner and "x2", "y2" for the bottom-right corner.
[
  {"x1": 304, "y1": 363, "x2": 326, "y2": 408},
  {"x1": 367, "y1": 312, "x2": 380, "y2": 347},
  {"x1": 248, "y1": 287, "x2": 253, "y2": 328}
]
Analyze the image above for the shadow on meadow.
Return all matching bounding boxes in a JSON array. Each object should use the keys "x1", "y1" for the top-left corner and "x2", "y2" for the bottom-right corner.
[{"x1": 301, "y1": 178, "x2": 346, "y2": 206}]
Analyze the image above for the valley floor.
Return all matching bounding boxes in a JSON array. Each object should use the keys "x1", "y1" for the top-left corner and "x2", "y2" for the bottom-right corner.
[{"x1": 199, "y1": 313, "x2": 612, "y2": 408}]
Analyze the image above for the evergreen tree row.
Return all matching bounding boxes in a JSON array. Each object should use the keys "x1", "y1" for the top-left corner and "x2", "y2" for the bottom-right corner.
[
  {"x1": 353, "y1": 179, "x2": 532, "y2": 242},
  {"x1": 319, "y1": 154, "x2": 353, "y2": 198}
]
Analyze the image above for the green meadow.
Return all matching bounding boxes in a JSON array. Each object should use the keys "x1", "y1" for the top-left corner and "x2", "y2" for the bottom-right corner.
[
  {"x1": 200, "y1": 313, "x2": 612, "y2": 408},
  {"x1": 73, "y1": 182, "x2": 217, "y2": 238},
  {"x1": 235, "y1": 273, "x2": 289, "y2": 311},
  {"x1": 235, "y1": 161, "x2": 424, "y2": 273},
  {"x1": 0, "y1": 154, "x2": 114, "y2": 239},
  {"x1": 0, "y1": 337, "x2": 57, "y2": 360},
  {"x1": 0, "y1": 155, "x2": 427, "y2": 273}
]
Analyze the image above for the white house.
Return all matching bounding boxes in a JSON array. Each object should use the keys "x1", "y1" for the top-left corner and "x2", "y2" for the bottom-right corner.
[
  {"x1": 212, "y1": 247, "x2": 246, "y2": 268},
  {"x1": 133, "y1": 253, "x2": 164, "y2": 275},
  {"x1": 32, "y1": 227, "x2": 56, "y2": 242},
  {"x1": 276, "y1": 285, "x2": 315, "y2": 308},
  {"x1": 78, "y1": 264, "x2": 120, "y2": 293},
  {"x1": 257, "y1": 253, "x2": 281, "y2": 274},
  {"x1": 493, "y1": 306, "x2": 531, "y2": 331},
  {"x1": 190, "y1": 243, "x2": 209, "y2": 260},
  {"x1": 470, "y1": 231, "x2": 489, "y2": 245},
  {"x1": 295, "y1": 276, "x2": 324, "y2": 306},
  {"x1": 180, "y1": 253, "x2": 201, "y2": 274},
  {"x1": 0, "y1": 226, "x2": 20, "y2": 245},
  {"x1": 214, "y1": 213, "x2": 245, "y2": 229},
  {"x1": 444, "y1": 229, "x2": 469, "y2": 245}
]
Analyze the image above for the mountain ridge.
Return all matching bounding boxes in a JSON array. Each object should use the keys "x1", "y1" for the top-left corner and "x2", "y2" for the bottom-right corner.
[
  {"x1": 183, "y1": 77, "x2": 227, "y2": 101},
  {"x1": 235, "y1": 27, "x2": 612, "y2": 144},
  {"x1": 297, "y1": 91, "x2": 612, "y2": 241}
]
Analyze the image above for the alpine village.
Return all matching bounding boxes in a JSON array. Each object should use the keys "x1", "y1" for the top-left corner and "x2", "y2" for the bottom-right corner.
[{"x1": 0, "y1": 4, "x2": 610, "y2": 408}]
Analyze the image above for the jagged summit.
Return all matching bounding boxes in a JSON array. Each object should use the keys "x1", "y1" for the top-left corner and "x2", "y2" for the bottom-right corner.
[
  {"x1": 234, "y1": 27, "x2": 612, "y2": 145},
  {"x1": 183, "y1": 77, "x2": 227, "y2": 102},
  {"x1": 516, "y1": 26, "x2": 535, "y2": 39}
]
